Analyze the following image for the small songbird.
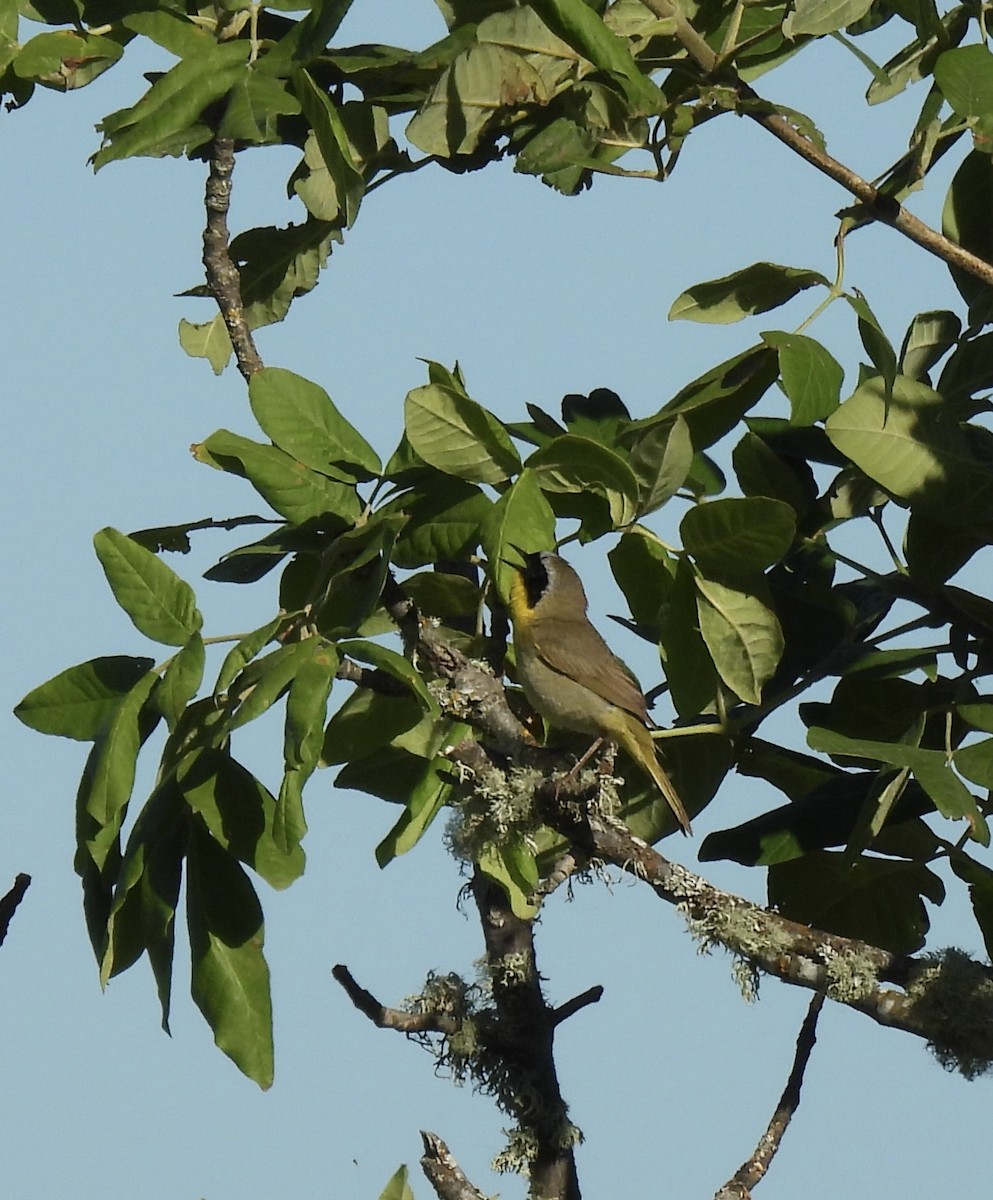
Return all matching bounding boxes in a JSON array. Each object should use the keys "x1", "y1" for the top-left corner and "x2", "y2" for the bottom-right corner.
[{"x1": 507, "y1": 550, "x2": 691, "y2": 835}]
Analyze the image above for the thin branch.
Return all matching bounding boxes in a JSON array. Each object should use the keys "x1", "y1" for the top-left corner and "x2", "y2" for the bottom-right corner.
[
  {"x1": 420, "y1": 1132, "x2": 488, "y2": 1200},
  {"x1": 203, "y1": 138, "x2": 264, "y2": 382},
  {"x1": 551, "y1": 985, "x2": 605, "y2": 1026},
  {"x1": 0, "y1": 874, "x2": 30, "y2": 947},
  {"x1": 641, "y1": 0, "x2": 993, "y2": 287},
  {"x1": 331, "y1": 964, "x2": 459, "y2": 1035},
  {"x1": 715, "y1": 995, "x2": 824, "y2": 1200}
]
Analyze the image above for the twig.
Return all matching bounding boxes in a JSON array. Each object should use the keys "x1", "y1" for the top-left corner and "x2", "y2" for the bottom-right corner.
[
  {"x1": 420, "y1": 1132, "x2": 488, "y2": 1200},
  {"x1": 552, "y1": 985, "x2": 605, "y2": 1026},
  {"x1": 641, "y1": 0, "x2": 993, "y2": 287},
  {"x1": 0, "y1": 874, "x2": 30, "y2": 947},
  {"x1": 202, "y1": 138, "x2": 264, "y2": 381},
  {"x1": 715, "y1": 995, "x2": 824, "y2": 1200},
  {"x1": 331, "y1": 964, "x2": 459, "y2": 1035}
]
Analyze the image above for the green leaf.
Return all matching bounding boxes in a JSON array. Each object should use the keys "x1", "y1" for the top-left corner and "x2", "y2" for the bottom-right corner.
[
  {"x1": 761, "y1": 331, "x2": 844, "y2": 423},
  {"x1": 94, "y1": 527, "x2": 203, "y2": 647},
  {"x1": 93, "y1": 42, "x2": 250, "y2": 168},
  {"x1": 178, "y1": 315, "x2": 232, "y2": 375},
  {"x1": 844, "y1": 292, "x2": 897, "y2": 388},
  {"x1": 942, "y1": 151, "x2": 993, "y2": 321},
  {"x1": 379, "y1": 1165, "x2": 415, "y2": 1200},
  {"x1": 179, "y1": 749, "x2": 306, "y2": 889},
  {"x1": 336, "y1": 640, "x2": 438, "y2": 715},
  {"x1": 768, "y1": 850, "x2": 942, "y2": 954},
  {"x1": 275, "y1": 769, "x2": 309, "y2": 856},
  {"x1": 934, "y1": 44, "x2": 993, "y2": 120},
  {"x1": 669, "y1": 264, "x2": 828, "y2": 325},
  {"x1": 480, "y1": 469, "x2": 556, "y2": 604},
  {"x1": 681, "y1": 498, "x2": 796, "y2": 575},
  {"x1": 655, "y1": 345, "x2": 779, "y2": 451},
  {"x1": 284, "y1": 640, "x2": 338, "y2": 771},
  {"x1": 391, "y1": 477, "x2": 492, "y2": 568},
  {"x1": 80, "y1": 669, "x2": 160, "y2": 829},
  {"x1": 732, "y1": 432, "x2": 815, "y2": 518},
  {"x1": 609, "y1": 528, "x2": 675, "y2": 638},
  {"x1": 186, "y1": 821, "x2": 274, "y2": 1088},
  {"x1": 227, "y1": 640, "x2": 318, "y2": 731},
  {"x1": 122, "y1": 10, "x2": 214, "y2": 57},
  {"x1": 249, "y1": 366, "x2": 380, "y2": 481},
  {"x1": 195, "y1": 429, "x2": 361, "y2": 525},
  {"x1": 526, "y1": 434, "x2": 640, "y2": 528},
  {"x1": 526, "y1": 0, "x2": 662, "y2": 113},
  {"x1": 825, "y1": 374, "x2": 993, "y2": 520},
  {"x1": 477, "y1": 839, "x2": 539, "y2": 919},
  {"x1": 375, "y1": 754, "x2": 457, "y2": 866},
  {"x1": 627, "y1": 415, "x2": 694, "y2": 516},
  {"x1": 217, "y1": 618, "x2": 284, "y2": 694},
  {"x1": 660, "y1": 557, "x2": 718, "y2": 718},
  {"x1": 405, "y1": 382, "x2": 521, "y2": 484},
  {"x1": 154, "y1": 633, "x2": 205, "y2": 731},
  {"x1": 785, "y1": 0, "x2": 874, "y2": 37},
  {"x1": 321, "y1": 689, "x2": 424, "y2": 766},
  {"x1": 695, "y1": 570, "x2": 784, "y2": 706},
  {"x1": 292, "y1": 68, "x2": 364, "y2": 228},
  {"x1": 899, "y1": 310, "x2": 961, "y2": 383},
  {"x1": 15, "y1": 655, "x2": 155, "y2": 740},
  {"x1": 219, "y1": 72, "x2": 302, "y2": 144}
]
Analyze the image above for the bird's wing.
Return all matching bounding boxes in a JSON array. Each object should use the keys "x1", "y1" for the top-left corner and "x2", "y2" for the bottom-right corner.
[{"x1": 532, "y1": 617, "x2": 650, "y2": 723}]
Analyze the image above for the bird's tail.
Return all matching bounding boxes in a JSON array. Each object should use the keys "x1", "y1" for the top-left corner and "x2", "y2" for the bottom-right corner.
[{"x1": 623, "y1": 723, "x2": 692, "y2": 836}]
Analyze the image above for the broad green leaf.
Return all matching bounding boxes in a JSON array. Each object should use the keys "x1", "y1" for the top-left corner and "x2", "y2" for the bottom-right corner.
[
  {"x1": 785, "y1": 0, "x2": 874, "y2": 37},
  {"x1": 949, "y1": 852, "x2": 993, "y2": 960},
  {"x1": 899, "y1": 310, "x2": 961, "y2": 383},
  {"x1": 844, "y1": 292, "x2": 897, "y2": 388},
  {"x1": 258, "y1": 0, "x2": 355, "y2": 73},
  {"x1": 391, "y1": 477, "x2": 492, "y2": 568},
  {"x1": 480, "y1": 469, "x2": 556, "y2": 604},
  {"x1": 292, "y1": 68, "x2": 364, "y2": 228},
  {"x1": 379, "y1": 1165, "x2": 415, "y2": 1200},
  {"x1": 867, "y1": 7, "x2": 970, "y2": 105},
  {"x1": 178, "y1": 315, "x2": 232, "y2": 375},
  {"x1": 14, "y1": 28, "x2": 122, "y2": 88},
  {"x1": 284, "y1": 640, "x2": 338, "y2": 771},
  {"x1": 527, "y1": 0, "x2": 662, "y2": 113},
  {"x1": 825, "y1": 375, "x2": 993, "y2": 520},
  {"x1": 235, "y1": 220, "x2": 340, "y2": 331},
  {"x1": 938, "y1": 330, "x2": 993, "y2": 403},
  {"x1": 608, "y1": 528, "x2": 675, "y2": 638},
  {"x1": 934, "y1": 44, "x2": 993, "y2": 120},
  {"x1": 81, "y1": 669, "x2": 159, "y2": 830},
  {"x1": 660, "y1": 558, "x2": 718, "y2": 718},
  {"x1": 154, "y1": 634, "x2": 205, "y2": 731},
  {"x1": 695, "y1": 571, "x2": 784, "y2": 706},
  {"x1": 953, "y1": 738, "x2": 993, "y2": 789},
  {"x1": 15, "y1": 655, "x2": 155, "y2": 740},
  {"x1": 93, "y1": 42, "x2": 250, "y2": 168},
  {"x1": 228, "y1": 641, "x2": 318, "y2": 731},
  {"x1": 943, "y1": 151, "x2": 993, "y2": 321},
  {"x1": 904, "y1": 511, "x2": 984, "y2": 585},
  {"x1": 669, "y1": 264, "x2": 828, "y2": 325},
  {"x1": 219, "y1": 73, "x2": 302, "y2": 144},
  {"x1": 312, "y1": 516, "x2": 403, "y2": 637},
  {"x1": 958, "y1": 704, "x2": 993, "y2": 734},
  {"x1": 249, "y1": 366, "x2": 380, "y2": 481},
  {"x1": 179, "y1": 749, "x2": 306, "y2": 889},
  {"x1": 337, "y1": 640, "x2": 438, "y2": 715},
  {"x1": 761, "y1": 331, "x2": 843, "y2": 423},
  {"x1": 321, "y1": 690, "x2": 424, "y2": 766},
  {"x1": 403, "y1": 571, "x2": 480, "y2": 621},
  {"x1": 560, "y1": 388, "x2": 631, "y2": 445},
  {"x1": 654, "y1": 345, "x2": 779, "y2": 451},
  {"x1": 217, "y1": 618, "x2": 284, "y2": 694},
  {"x1": 624, "y1": 415, "x2": 691, "y2": 517},
  {"x1": 478, "y1": 839, "x2": 539, "y2": 919},
  {"x1": 768, "y1": 850, "x2": 942, "y2": 954},
  {"x1": 375, "y1": 753, "x2": 457, "y2": 865},
  {"x1": 405, "y1": 383, "x2": 520, "y2": 484},
  {"x1": 275, "y1": 769, "x2": 309, "y2": 856},
  {"x1": 731, "y1": 432, "x2": 814, "y2": 518},
  {"x1": 187, "y1": 822, "x2": 274, "y2": 1088},
  {"x1": 526, "y1": 435, "x2": 640, "y2": 529},
  {"x1": 681, "y1": 497, "x2": 796, "y2": 575},
  {"x1": 123, "y1": 10, "x2": 214, "y2": 57},
  {"x1": 94, "y1": 528, "x2": 202, "y2": 647},
  {"x1": 194, "y1": 429, "x2": 361, "y2": 525}
]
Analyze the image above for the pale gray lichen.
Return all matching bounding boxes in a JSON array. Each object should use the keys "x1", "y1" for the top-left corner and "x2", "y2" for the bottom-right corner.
[
  {"x1": 905, "y1": 948, "x2": 993, "y2": 1080},
  {"x1": 819, "y1": 945, "x2": 880, "y2": 1004}
]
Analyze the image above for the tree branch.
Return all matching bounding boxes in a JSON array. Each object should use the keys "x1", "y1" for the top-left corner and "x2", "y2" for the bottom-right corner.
[
  {"x1": 715, "y1": 995, "x2": 824, "y2": 1200},
  {"x1": 565, "y1": 813, "x2": 993, "y2": 1075},
  {"x1": 641, "y1": 0, "x2": 993, "y2": 287},
  {"x1": 331, "y1": 964, "x2": 460, "y2": 1035},
  {"x1": 420, "y1": 1132, "x2": 488, "y2": 1200},
  {"x1": 0, "y1": 874, "x2": 30, "y2": 948},
  {"x1": 203, "y1": 138, "x2": 264, "y2": 382}
]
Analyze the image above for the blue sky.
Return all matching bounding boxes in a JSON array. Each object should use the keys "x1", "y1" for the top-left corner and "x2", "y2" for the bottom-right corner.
[{"x1": 2, "y1": 4, "x2": 989, "y2": 1198}]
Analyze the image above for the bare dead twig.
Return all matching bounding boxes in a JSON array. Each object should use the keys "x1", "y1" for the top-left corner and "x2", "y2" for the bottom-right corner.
[
  {"x1": 203, "y1": 138, "x2": 264, "y2": 382},
  {"x1": 715, "y1": 994, "x2": 824, "y2": 1200},
  {"x1": 331, "y1": 964, "x2": 459, "y2": 1035},
  {"x1": 420, "y1": 1131, "x2": 488, "y2": 1200},
  {"x1": 552, "y1": 985, "x2": 605, "y2": 1026},
  {"x1": 0, "y1": 874, "x2": 30, "y2": 948}
]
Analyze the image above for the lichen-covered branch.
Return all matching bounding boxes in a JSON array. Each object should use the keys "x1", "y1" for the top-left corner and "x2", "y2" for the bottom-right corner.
[
  {"x1": 571, "y1": 814, "x2": 993, "y2": 1077},
  {"x1": 203, "y1": 138, "x2": 264, "y2": 382},
  {"x1": 420, "y1": 1132, "x2": 488, "y2": 1200},
  {"x1": 0, "y1": 873, "x2": 30, "y2": 948},
  {"x1": 332, "y1": 964, "x2": 460, "y2": 1035},
  {"x1": 715, "y1": 995, "x2": 823, "y2": 1200}
]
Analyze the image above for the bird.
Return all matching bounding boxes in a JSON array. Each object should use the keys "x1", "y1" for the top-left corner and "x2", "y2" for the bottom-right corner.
[{"x1": 506, "y1": 549, "x2": 691, "y2": 835}]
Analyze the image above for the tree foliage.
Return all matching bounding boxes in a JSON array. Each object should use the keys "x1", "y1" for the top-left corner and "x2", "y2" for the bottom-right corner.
[{"x1": 9, "y1": 0, "x2": 993, "y2": 1194}]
